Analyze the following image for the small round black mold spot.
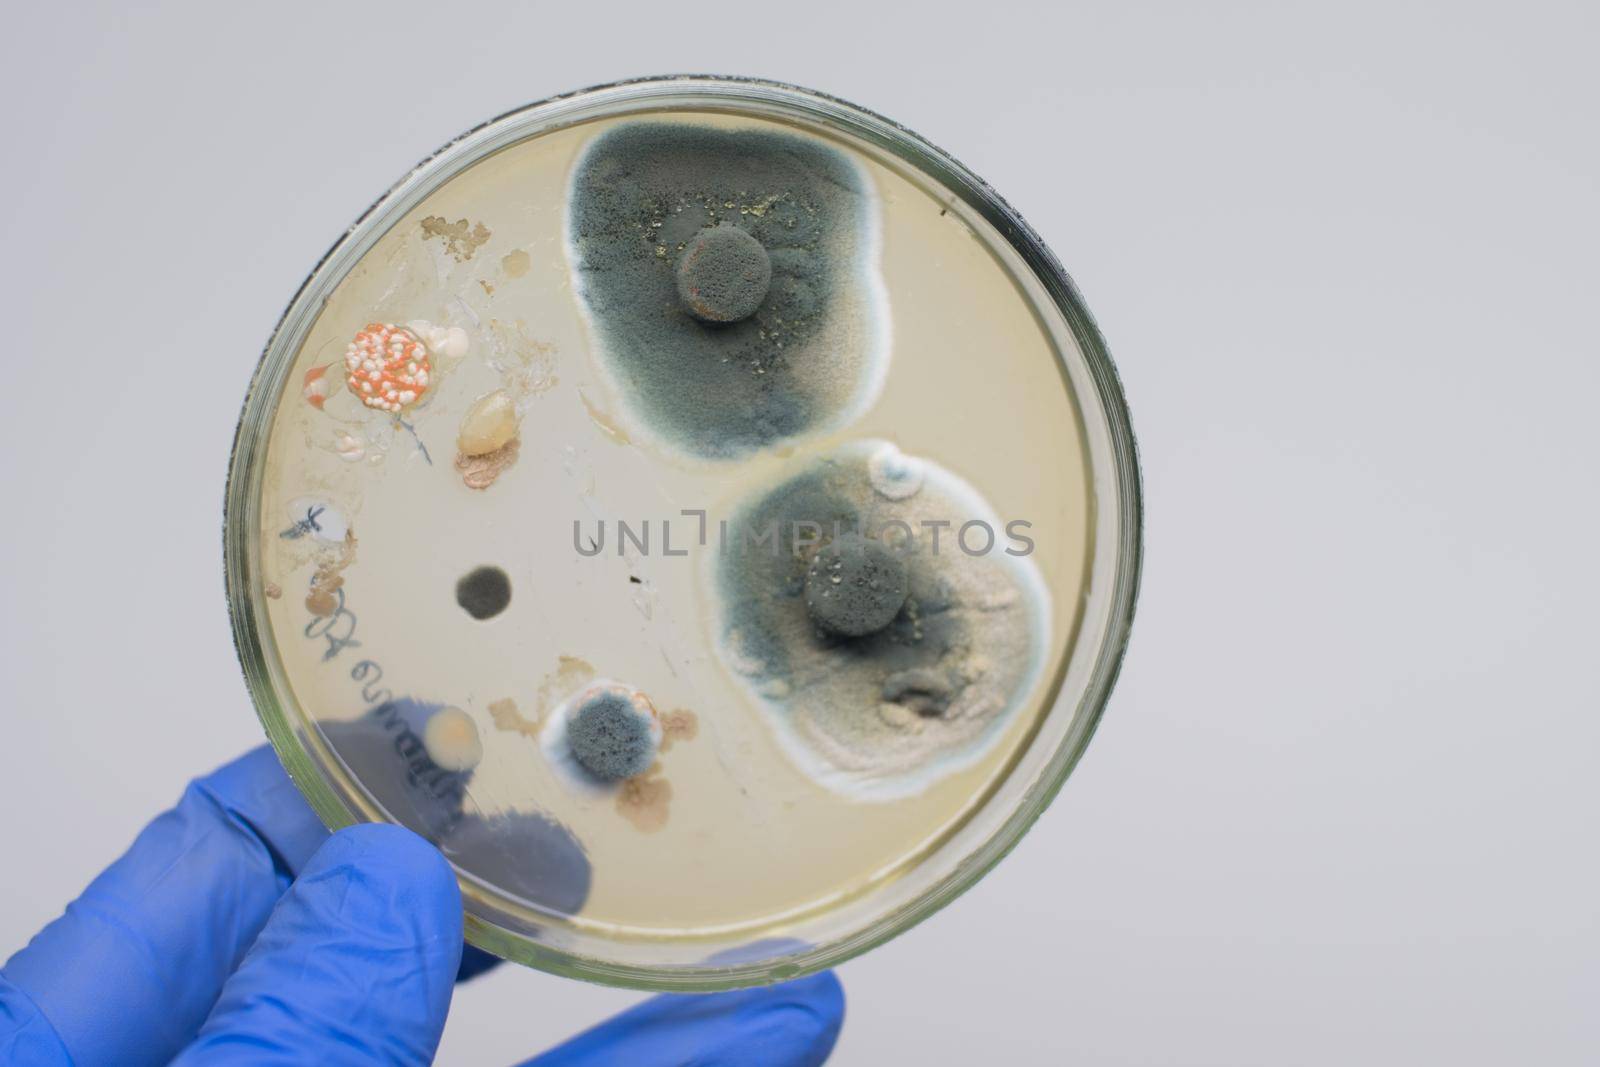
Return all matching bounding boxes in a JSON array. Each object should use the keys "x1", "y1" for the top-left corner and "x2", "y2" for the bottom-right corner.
[
  {"x1": 804, "y1": 533, "x2": 910, "y2": 638},
  {"x1": 676, "y1": 224, "x2": 772, "y2": 324},
  {"x1": 567, "y1": 691, "x2": 657, "y2": 781},
  {"x1": 456, "y1": 566, "x2": 511, "y2": 620}
]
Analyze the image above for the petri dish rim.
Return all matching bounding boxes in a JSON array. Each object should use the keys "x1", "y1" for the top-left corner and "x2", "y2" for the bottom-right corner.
[{"x1": 223, "y1": 74, "x2": 1143, "y2": 990}]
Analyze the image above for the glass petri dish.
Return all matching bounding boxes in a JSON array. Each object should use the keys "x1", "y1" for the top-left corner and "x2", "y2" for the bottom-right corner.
[{"x1": 223, "y1": 76, "x2": 1141, "y2": 990}]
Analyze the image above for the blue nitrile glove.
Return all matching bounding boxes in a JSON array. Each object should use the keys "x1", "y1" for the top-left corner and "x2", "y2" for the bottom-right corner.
[{"x1": 0, "y1": 747, "x2": 845, "y2": 1066}]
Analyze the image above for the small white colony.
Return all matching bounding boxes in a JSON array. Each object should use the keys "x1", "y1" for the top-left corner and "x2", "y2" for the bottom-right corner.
[{"x1": 867, "y1": 442, "x2": 926, "y2": 500}]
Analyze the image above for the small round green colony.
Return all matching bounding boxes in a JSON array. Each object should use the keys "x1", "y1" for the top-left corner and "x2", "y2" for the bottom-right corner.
[
  {"x1": 803, "y1": 532, "x2": 910, "y2": 638},
  {"x1": 566, "y1": 689, "x2": 659, "y2": 781}
]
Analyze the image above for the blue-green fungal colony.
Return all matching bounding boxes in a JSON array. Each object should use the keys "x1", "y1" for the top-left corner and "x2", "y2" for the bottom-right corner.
[
  {"x1": 541, "y1": 682, "x2": 664, "y2": 793},
  {"x1": 714, "y1": 441, "x2": 1049, "y2": 800},
  {"x1": 565, "y1": 122, "x2": 887, "y2": 460},
  {"x1": 560, "y1": 121, "x2": 1049, "y2": 800}
]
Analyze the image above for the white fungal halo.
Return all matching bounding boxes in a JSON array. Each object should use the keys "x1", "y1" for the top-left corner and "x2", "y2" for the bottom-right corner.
[
  {"x1": 422, "y1": 706, "x2": 483, "y2": 772},
  {"x1": 537, "y1": 679, "x2": 661, "y2": 797}
]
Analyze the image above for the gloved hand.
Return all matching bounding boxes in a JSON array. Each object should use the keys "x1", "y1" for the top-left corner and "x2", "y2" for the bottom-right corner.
[{"x1": 0, "y1": 748, "x2": 844, "y2": 1066}]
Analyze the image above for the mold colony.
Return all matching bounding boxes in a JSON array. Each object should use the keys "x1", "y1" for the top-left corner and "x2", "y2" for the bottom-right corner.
[
  {"x1": 563, "y1": 123, "x2": 1050, "y2": 801},
  {"x1": 539, "y1": 683, "x2": 664, "y2": 788},
  {"x1": 675, "y1": 223, "x2": 773, "y2": 324},
  {"x1": 804, "y1": 532, "x2": 910, "y2": 638},
  {"x1": 714, "y1": 442, "x2": 1047, "y2": 799},
  {"x1": 455, "y1": 565, "x2": 511, "y2": 620},
  {"x1": 565, "y1": 687, "x2": 662, "y2": 781},
  {"x1": 566, "y1": 123, "x2": 889, "y2": 460},
  {"x1": 344, "y1": 323, "x2": 432, "y2": 413},
  {"x1": 254, "y1": 106, "x2": 1089, "y2": 938}
]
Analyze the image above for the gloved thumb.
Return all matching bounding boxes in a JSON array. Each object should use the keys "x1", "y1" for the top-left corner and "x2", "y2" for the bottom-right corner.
[{"x1": 170, "y1": 824, "x2": 463, "y2": 1066}]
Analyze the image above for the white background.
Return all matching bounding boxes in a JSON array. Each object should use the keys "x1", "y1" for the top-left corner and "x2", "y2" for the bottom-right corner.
[{"x1": 2, "y1": 2, "x2": 1596, "y2": 1064}]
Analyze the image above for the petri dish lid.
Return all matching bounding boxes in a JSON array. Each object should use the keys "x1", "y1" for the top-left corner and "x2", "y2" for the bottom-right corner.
[{"x1": 224, "y1": 76, "x2": 1141, "y2": 990}]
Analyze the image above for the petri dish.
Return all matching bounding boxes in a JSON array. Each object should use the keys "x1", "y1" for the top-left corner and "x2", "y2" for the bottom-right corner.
[{"x1": 223, "y1": 76, "x2": 1141, "y2": 990}]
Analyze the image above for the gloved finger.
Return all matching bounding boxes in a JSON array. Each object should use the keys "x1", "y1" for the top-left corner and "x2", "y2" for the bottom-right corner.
[
  {"x1": 458, "y1": 944, "x2": 502, "y2": 982},
  {"x1": 522, "y1": 971, "x2": 845, "y2": 1067},
  {"x1": 171, "y1": 823, "x2": 462, "y2": 1067},
  {"x1": 1, "y1": 747, "x2": 329, "y2": 1067}
]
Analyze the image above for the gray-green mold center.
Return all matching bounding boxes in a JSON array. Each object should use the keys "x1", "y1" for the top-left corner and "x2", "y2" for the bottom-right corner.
[{"x1": 565, "y1": 121, "x2": 887, "y2": 460}]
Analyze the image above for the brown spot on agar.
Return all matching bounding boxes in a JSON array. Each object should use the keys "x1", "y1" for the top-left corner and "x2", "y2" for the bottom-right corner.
[
  {"x1": 421, "y1": 215, "x2": 491, "y2": 262},
  {"x1": 487, "y1": 697, "x2": 541, "y2": 739},
  {"x1": 536, "y1": 656, "x2": 596, "y2": 717},
  {"x1": 264, "y1": 582, "x2": 282, "y2": 600},
  {"x1": 616, "y1": 765, "x2": 672, "y2": 832},
  {"x1": 455, "y1": 437, "x2": 520, "y2": 490},
  {"x1": 659, "y1": 709, "x2": 699, "y2": 753},
  {"x1": 488, "y1": 658, "x2": 599, "y2": 740},
  {"x1": 305, "y1": 532, "x2": 357, "y2": 616},
  {"x1": 501, "y1": 249, "x2": 531, "y2": 278}
]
